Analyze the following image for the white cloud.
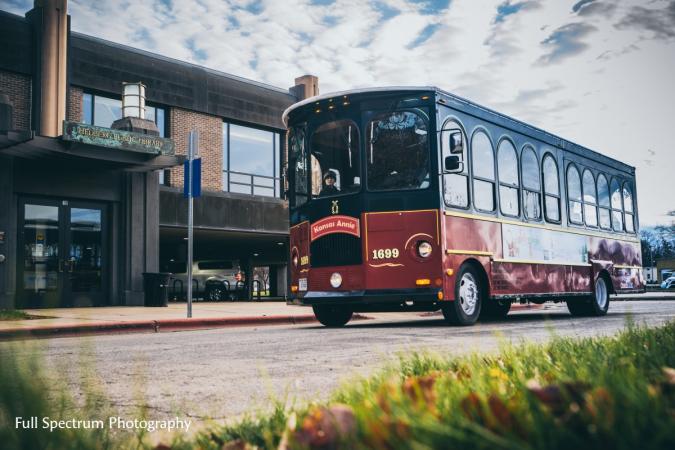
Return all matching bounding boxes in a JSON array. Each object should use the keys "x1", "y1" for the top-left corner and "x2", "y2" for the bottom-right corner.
[{"x1": 1, "y1": 0, "x2": 673, "y2": 224}]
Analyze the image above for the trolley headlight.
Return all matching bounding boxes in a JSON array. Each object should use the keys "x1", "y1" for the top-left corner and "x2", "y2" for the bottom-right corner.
[
  {"x1": 291, "y1": 249, "x2": 299, "y2": 267},
  {"x1": 417, "y1": 241, "x2": 433, "y2": 258},
  {"x1": 330, "y1": 272, "x2": 343, "y2": 288}
]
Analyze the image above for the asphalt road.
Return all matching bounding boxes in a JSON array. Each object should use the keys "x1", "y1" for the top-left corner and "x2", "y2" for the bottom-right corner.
[{"x1": 3, "y1": 301, "x2": 674, "y2": 427}]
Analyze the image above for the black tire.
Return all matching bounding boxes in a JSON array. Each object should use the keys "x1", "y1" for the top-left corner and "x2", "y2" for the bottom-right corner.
[
  {"x1": 442, "y1": 264, "x2": 483, "y2": 326},
  {"x1": 480, "y1": 298, "x2": 511, "y2": 320},
  {"x1": 566, "y1": 298, "x2": 592, "y2": 316},
  {"x1": 206, "y1": 285, "x2": 225, "y2": 301},
  {"x1": 566, "y1": 275, "x2": 610, "y2": 317},
  {"x1": 312, "y1": 304, "x2": 353, "y2": 327}
]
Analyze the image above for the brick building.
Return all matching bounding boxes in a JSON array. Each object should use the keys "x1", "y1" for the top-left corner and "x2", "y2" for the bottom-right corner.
[{"x1": 0, "y1": 1, "x2": 315, "y2": 308}]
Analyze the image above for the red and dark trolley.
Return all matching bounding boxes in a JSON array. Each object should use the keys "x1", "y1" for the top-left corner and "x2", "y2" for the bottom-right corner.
[{"x1": 283, "y1": 87, "x2": 644, "y2": 327}]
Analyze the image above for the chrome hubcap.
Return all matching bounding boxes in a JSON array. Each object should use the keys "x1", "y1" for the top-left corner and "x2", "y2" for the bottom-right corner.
[
  {"x1": 595, "y1": 278, "x2": 608, "y2": 309},
  {"x1": 459, "y1": 273, "x2": 478, "y2": 315}
]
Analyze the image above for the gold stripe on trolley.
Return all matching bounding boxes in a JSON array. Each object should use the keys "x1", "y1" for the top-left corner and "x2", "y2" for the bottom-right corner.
[
  {"x1": 493, "y1": 258, "x2": 592, "y2": 267},
  {"x1": 614, "y1": 265, "x2": 642, "y2": 270},
  {"x1": 446, "y1": 249, "x2": 493, "y2": 257}
]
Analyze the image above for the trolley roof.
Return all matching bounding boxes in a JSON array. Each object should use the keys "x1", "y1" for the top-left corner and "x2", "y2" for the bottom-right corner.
[{"x1": 282, "y1": 86, "x2": 634, "y2": 175}]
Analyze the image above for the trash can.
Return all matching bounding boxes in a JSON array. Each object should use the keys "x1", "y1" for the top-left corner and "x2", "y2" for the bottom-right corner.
[{"x1": 142, "y1": 272, "x2": 172, "y2": 307}]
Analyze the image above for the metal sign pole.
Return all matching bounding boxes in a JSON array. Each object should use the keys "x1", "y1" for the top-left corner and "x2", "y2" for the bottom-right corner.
[{"x1": 186, "y1": 131, "x2": 198, "y2": 318}]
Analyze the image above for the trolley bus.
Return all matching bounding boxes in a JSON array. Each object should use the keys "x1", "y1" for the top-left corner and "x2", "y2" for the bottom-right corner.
[{"x1": 283, "y1": 87, "x2": 644, "y2": 327}]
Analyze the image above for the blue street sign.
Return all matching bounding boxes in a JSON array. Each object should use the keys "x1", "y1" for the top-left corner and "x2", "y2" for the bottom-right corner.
[{"x1": 183, "y1": 157, "x2": 201, "y2": 198}]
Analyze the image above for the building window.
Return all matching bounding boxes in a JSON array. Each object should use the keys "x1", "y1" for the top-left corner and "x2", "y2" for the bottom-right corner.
[
  {"x1": 81, "y1": 92, "x2": 166, "y2": 137},
  {"x1": 471, "y1": 130, "x2": 495, "y2": 212},
  {"x1": 623, "y1": 182, "x2": 635, "y2": 233},
  {"x1": 521, "y1": 146, "x2": 541, "y2": 220},
  {"x1": 497, "y1": 139, "x2": 519, "y2": 217},
  {"x1": 223, "y1": 123, "x2": 281, "y2": 198},
  {"x1": 566, "y1": 164, "x2": 583, "y2": 225},
  {"x1": 582, "y1": 170, "x2": 598, "y2": 227},
  {"x1": 542, "y1": 153, "x2": 560, "y2": 223}
]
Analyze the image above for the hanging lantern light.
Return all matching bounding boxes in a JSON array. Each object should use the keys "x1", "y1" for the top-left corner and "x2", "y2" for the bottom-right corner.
[{"x1": 122, "y1": 82, "x2": 146, "y2": 118}]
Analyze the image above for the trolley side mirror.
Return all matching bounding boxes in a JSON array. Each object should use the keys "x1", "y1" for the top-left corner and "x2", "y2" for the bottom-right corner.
[
  {"x1": 444, "y1": 155, "x2": 463, "y2": 173},
  {"x1": 449, "y1": 131, "x2": 464, "y2": 154}
]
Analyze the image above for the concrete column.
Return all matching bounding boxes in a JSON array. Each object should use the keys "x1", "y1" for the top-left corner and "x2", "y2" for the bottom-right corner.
[
  {"x1": 275, "y1": 265, "x2": 287, "y2": 299},
  {"x1": 27, "y1": 0, "x2": 69, "y2": 137},
  {"x1": 122, "y1": 171, "x2": 160, "y2": 305},
  {"x1": 0, "y1": 156, "x2": 16, "y2": 308}
]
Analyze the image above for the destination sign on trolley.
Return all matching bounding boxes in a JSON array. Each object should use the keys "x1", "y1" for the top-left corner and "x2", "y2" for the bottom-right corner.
[{"x1": 310, "y1": 215, "x2": 360, "y2": 241}]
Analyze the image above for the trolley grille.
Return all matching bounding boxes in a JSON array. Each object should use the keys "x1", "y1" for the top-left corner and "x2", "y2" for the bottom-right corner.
[{"x1": 310, "y1": 234, "x2": 362, "y2": 267}]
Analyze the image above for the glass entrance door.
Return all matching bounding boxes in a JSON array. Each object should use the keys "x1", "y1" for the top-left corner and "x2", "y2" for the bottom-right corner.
[
  {"x1": 65, "y1": 205, "x2": 106, "y2": 306},
  {"x1": 19, "y1": 201, "x2": 62, "y2": 308},
  {"x1": 18, "y1": 198, "x2": 108, "y2": 308}
]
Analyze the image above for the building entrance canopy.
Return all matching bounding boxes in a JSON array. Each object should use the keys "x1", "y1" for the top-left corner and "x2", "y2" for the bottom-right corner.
[{"x1": 0, "y1": 127, "x2": 184, "y2": 172}]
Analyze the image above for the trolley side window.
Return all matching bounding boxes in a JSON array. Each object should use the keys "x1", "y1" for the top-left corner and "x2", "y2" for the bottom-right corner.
[
  {"x1": 289, "y1": 126, "x2": 308, "y2": 207},
  {"x1": 521, "y1": 146, "x2": 541, "y2": 220},
  {"x1": 497, "y1": 139, "x2": 519, "y2": 217},
  {"x1": 441, "y1": 119, "x2": 469, "y2": 208},
  {"x1": 471, "y1": 130, "x2": 496, "y2": 213},
  {"x1": 542, "y1": 153, "x2": 561, "y2": 223}
]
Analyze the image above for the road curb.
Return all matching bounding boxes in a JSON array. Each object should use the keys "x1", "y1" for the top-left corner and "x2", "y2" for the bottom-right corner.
[{"x1": 0, "y1": 313, "x2": 371, "y2": 341}]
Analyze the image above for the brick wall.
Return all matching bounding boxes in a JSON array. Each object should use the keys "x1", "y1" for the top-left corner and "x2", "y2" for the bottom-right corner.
[
  {"x1": 67, "y1": 86, "x2": 83, "y2": 122},
  {"x1": 0, "y1": 70, "x2": 31, "y2": 131},
  {"x1": 169, "y1": 107, "x2": 223, "y2": 191}
]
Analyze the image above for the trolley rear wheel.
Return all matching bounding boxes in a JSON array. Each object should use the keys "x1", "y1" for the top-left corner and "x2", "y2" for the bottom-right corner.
[{"x1": 566, "y1": 276, "x2": 610, "y2": 317}]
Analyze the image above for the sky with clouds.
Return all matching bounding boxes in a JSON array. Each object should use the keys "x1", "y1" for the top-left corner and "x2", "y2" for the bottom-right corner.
[{"x1": 1, "y1": 0, "x2": 674, "y2": 225}]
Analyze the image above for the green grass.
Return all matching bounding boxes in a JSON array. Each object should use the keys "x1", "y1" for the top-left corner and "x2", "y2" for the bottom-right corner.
[
  {"x1": 0, "y1": 309, "x2": 32, "y2": 321},
  {"x1": 1, "y1": 321, "x2": 674, "y2": 449},
  {"x1": 174, "y1": 321, "x2": 675, "y2": 450},
  {"x1": 0, "y1": 344, "x2": 127, "y2": 450}
]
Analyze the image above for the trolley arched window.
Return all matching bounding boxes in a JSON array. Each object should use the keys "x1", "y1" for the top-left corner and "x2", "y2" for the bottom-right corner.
[
  {"x1": 597, "y1": 174, "x2": 611, "y2": 230},
  {"x1": 471, "y1": 130, "x2": 495, "y2": 212},
  {"x1": 441, "y1": 119, "x2": 469, "y2": 208},
  {"x1": 566, "y1": 164, "x2": 583, "y2": 225},
  {"x1": 542, "y1": 153, "x2": 560, "y2": 223},
  {"x1": 623, "y1": 182, "x2": 635, "y2": 233},
  {"x1": 582, "y1": 170, "x2": 598, "y2": 227},
  {"x1": 497, "y1": 139, "x2": 519, "y2": 217},
  {"x1": 521, "y1": 146, "x2": 541, "y2": 220},
  {"x1": 610, "y1": 178, "x2": 623, "y2": 232}
]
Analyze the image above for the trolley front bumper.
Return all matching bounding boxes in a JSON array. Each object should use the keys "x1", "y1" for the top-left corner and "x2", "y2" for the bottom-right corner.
[{"x1": 289, "y1": 288, "x2": 442, "y2": 312}]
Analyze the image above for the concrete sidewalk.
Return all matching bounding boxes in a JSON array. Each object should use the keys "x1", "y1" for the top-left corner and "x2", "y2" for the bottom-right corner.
[
  {"x1": 0, "y1": 302, "x2": 319, "y2": 339},
  {"x1": 1, "y1": 292, "x2": 673, "y2": 340}
]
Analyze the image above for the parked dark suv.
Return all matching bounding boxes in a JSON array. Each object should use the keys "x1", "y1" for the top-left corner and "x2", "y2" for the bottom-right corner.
[{"x1": 162, "y1": 260, "x2": 246, "y2": 301}]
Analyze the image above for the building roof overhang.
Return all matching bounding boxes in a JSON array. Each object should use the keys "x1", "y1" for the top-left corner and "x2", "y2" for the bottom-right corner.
[{"x1": 0, "y1": 129, "x2": 185, "y2": 171}]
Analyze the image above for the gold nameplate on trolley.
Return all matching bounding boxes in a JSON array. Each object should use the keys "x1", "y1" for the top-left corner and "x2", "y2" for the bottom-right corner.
[{"x1": 310, "y1": 215, "x2": 360, "y2": 241}]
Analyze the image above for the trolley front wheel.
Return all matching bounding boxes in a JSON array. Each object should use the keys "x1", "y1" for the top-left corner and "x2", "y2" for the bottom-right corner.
[{"x1": 312, "y1": 304, "x2": 353, "y2": 327}]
